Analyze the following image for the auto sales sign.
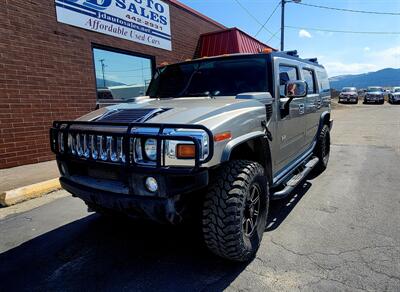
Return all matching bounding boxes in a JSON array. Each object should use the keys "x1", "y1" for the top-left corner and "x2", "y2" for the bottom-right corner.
[{"x1": 55, "y1": 0, "x2": 172, "y2": 50}]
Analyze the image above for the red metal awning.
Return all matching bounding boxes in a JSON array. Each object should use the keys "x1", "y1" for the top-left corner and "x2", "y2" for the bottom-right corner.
[{"x1": 196, "y1": 27, "x2": 277, "y2": 58}]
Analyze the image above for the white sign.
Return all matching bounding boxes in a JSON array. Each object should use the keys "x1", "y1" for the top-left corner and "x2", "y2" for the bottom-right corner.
[{"x1": 55, "y1": 0, "x2": 171, "y2": 51}]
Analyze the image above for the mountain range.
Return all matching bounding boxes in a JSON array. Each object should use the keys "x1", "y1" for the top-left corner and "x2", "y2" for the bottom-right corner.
[{"x1": 329, "y1": 68, "x2": 400, "y2": 90}]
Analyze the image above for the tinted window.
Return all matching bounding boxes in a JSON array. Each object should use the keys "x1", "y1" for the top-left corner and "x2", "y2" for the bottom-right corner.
[
  {"x1": 279, "y1": 65, "x2": 298, "y2": 97},
  {"x1": 302, "y1": 68, "x2": 316, "y2": 94},
  {"x1": 147, "y1": 56, "x2": 268, "y2": 98},
  {"x1": 317, "y1": 70, "x2": 330, "y2": 93},
  {"x1": 93, "y1": 48, "x2": 153, "y2": 101}
]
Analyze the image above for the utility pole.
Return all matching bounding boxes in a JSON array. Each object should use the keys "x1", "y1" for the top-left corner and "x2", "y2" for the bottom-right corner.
[
  {"x1": 280, "y1": 0, "x2": 285, "y2": 51},
  {"x1": 99, "y1": 59, "x2": 106, "y2": 88},
  {"x1": 281, "y1": 0, "x2": 301, "y2": 51}
]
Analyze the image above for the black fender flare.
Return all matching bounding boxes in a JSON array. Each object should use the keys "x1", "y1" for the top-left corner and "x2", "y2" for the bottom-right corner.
[
  {"x1": 221, "y1": 131, "x2": 273, "y2": 185},
  {"x1": 317, "y1": 111, "x2": 332, "y2": 137}
]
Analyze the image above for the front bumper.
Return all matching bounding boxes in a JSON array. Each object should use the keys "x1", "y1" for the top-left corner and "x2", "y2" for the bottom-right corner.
[
  {"x1": 364, "y1": 96, "x2": 384, "y2": 103},
  {"x1": 339, "y1": 96, "x2": 357, "y2": 103},
  {"x1": 58, "y1": 158, "x2": 208, "y2": 224}
]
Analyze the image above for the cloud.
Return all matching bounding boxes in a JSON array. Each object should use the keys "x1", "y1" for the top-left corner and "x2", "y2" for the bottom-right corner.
[
  {"x1": 299, "y1": 29, "x2": 312, "y2": 38},
  {"x1": 323, "y1": 46, "x2": 400, "y2": 76},
  {"x1": 367, "y1": 46, "x2": 400, "y2": 68},
  {"x1": 324, "y1": 62, "x2": 378, "y2": 77}
]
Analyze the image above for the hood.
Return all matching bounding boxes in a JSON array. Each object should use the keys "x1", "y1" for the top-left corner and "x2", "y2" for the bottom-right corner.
[
  {"x1": 340, "y1": 92, "x2": 357, "y2": 95},
  {"x1": 78, "y1": 96, "x2": 264, "y2": 129},
  {"x1": 392, "y1": 92, "x2": 400, "y2": 96}
]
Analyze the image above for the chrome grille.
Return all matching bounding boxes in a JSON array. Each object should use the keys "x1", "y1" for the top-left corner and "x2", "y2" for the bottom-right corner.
[{"x1": 64, "y1": 133, "x2": 126, "y2": 163}]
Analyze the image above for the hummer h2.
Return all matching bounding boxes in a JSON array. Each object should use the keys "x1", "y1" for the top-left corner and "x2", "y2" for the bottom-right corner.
[{"x1": 50, "y1": 51, "x2": 333, "y2": 262}]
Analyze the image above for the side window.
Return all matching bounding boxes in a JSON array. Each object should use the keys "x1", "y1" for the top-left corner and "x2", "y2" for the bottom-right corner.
[
  {"x1": 317, "y1": 70, "x2": 330, "y2": 93},
  {"x1": 302, "y1": 68, "x2": 316, "y2": 94},
  {"x1": 279, "y1": 65, "x2": 298, "y2": 97}
]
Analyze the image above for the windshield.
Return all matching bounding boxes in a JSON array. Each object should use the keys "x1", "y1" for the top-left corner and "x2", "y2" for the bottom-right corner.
[
  {"x1": 368, "y1": 87, "x2": 383, "y2": 92},
  {"x1": 147, "y1": 56, "x2": 268, "y2": 98},
  {"x1": 394, "y1": 88, "x2": 400, "y2": 92},
  {"x1": 342, "y1": 88, "x2": 356, "y2": 92}
]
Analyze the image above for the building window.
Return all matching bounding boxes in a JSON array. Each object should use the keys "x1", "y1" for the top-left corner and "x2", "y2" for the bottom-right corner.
[{"x1": 92, "y1": 47, "x2": 154, "y2": 102}]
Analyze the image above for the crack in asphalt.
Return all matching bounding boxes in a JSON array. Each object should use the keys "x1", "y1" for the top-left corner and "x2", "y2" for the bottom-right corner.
[{"x1": 268, "y1": 238, "x2": 400, "y2": 291}]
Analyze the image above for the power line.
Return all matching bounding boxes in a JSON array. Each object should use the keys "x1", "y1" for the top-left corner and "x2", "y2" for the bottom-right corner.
[
  {"x1": 266, "y1": 29, "x2": 280, "y2": 43},
  {"x1": 294, "y1": 2, "x2": 400, "y2": 16},
  {"x1": 286, "y1": 25, "x2": 400, "y2": 35},
  {"x1": 255, "y1": 2, "x2": 281, "y2": 37},
  {"x1": 233, "y1": 0, "x2": 279, "y2": 40}
]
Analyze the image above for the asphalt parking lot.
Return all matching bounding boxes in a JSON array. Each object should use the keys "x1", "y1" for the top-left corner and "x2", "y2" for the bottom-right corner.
[{"x1": 0, "y1": 103, "x2": 399, "y2": 291}]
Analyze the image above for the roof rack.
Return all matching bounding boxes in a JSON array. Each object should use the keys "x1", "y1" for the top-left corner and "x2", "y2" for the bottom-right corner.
[
  {"x1": 282, "y1": 50, "x2": 299, "y2": 57},
  {"x1": 306, "y1": 58, "x2": 319, "y2": 64}
]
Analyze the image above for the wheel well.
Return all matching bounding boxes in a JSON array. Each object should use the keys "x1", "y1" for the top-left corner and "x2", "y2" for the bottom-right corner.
[
  {"x1": 322, "y1": 113, "x2": 330, "y2": 126},
  {"x1": 229, "y1": 136, "x2": 272, "y2": 184}
]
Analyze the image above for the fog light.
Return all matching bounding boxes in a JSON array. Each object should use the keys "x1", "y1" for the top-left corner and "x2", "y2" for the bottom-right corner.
[{"x1": 145, "y1": 177, "x2": 158, "y2": 192}]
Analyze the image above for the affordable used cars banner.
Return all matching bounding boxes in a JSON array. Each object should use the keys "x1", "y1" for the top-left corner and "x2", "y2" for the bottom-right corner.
[{"x1": 55, "y1": 0, "x2": 172, "y2": 50}]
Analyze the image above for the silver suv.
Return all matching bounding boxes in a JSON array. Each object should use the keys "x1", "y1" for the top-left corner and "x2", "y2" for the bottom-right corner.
[
  {"x1": 50, "y1": 52, "x2": 332, "y2": 262},
  {"x1": 364, "y1": 86, "x2": 385, "y2": 104},
  {"x1": 339, "y1": 87, "x2": 358, "y2": 104},
  {"x1": 389, "y1": 87, "x2": 400, "y2": 104}
]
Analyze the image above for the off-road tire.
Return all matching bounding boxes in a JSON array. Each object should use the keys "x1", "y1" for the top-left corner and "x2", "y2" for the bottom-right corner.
[
  {"x1": 202, "y1": 160, "x2": 269, "y2": 262},
  {"x1": 313, "y1": 124, "x2": 330, "y2": 174}
]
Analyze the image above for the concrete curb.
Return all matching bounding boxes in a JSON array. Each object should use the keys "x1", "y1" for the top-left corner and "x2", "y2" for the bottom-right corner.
[{"x1": 0, "y1": 178, "x2": 61, "y2": 207}]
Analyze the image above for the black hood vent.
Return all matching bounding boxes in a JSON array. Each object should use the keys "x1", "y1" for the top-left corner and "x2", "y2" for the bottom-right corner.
[{"x1": 96, "y1": 108, "x2": 170, "y2": 123}]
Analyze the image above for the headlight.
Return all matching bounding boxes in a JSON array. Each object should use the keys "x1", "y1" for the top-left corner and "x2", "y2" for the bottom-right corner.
[
  {"x1": 144, "y1": 138, "x2": 157, "y2": 161},
  {"x1": 165, "y1": 130, "x2": 209, "y2": 162}
]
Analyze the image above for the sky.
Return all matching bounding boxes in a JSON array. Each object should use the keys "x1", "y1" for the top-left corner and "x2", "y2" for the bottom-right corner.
[
  {"x1": 178, "y1": 0, "x2": 400, "y2": 77},
  {"x1": 93, "y1": 48, "x2": 152, "y2": 86}
]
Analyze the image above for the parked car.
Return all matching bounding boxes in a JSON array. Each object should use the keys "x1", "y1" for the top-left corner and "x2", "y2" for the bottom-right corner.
[
  {"x1": 339, "y1": 87, "x2": 358, "y2": 104},
  {"x1": 50, "y1": 51, "x2": 332, "y2": 262},
  {"x1": 388, "y1": 87, "x2": 400, "y2": 104},
  {"x1": 364, "y1": 86, "x2": 385, "y2": 104}
]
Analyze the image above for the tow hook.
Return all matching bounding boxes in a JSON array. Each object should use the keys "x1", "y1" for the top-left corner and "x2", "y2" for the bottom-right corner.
[{"x1": 261, "y1": 120, "x2": 273, "y2": 141}]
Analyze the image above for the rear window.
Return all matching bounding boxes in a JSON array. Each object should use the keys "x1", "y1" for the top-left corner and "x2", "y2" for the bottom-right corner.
[
  {"x1": 317, "y1": 70, "x2": 330, "y2": 93},
  {"x1": 302, "y1": 68, "x2": 316, "y2": 94}
]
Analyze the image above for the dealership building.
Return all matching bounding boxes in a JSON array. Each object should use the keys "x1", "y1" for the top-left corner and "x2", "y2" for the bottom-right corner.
[{"x1": 0, "y1": 0, "x2": 273, "y2": 169}]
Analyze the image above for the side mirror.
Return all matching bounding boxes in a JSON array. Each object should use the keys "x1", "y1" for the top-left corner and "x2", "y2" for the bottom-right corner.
[{"x1": 285, "y1": 80, "x2": 307, "y2": 98}]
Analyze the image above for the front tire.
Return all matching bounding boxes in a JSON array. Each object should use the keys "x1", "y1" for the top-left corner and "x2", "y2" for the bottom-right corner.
[
  {"x1": 202, "y1": 160, "x2": 269, "y2": 262},
  {"x1": 313, "y1": 124, "x2": 330, "y2": 174}
]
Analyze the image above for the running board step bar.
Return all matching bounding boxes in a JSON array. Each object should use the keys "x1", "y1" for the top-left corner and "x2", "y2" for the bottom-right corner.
[{"x1": 271, "y1": 157, "x2": 319, "y2": 200}]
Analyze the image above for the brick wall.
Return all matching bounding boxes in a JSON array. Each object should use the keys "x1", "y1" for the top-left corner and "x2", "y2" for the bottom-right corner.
[{"x1": 0, "y1": 0, "x2": 224, "y2": 169}]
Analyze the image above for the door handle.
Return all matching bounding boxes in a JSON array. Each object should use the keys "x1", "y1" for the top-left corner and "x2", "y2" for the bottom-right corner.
[{"x1": 298, "y1": 104, "x2": 305, "y2": 114}]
